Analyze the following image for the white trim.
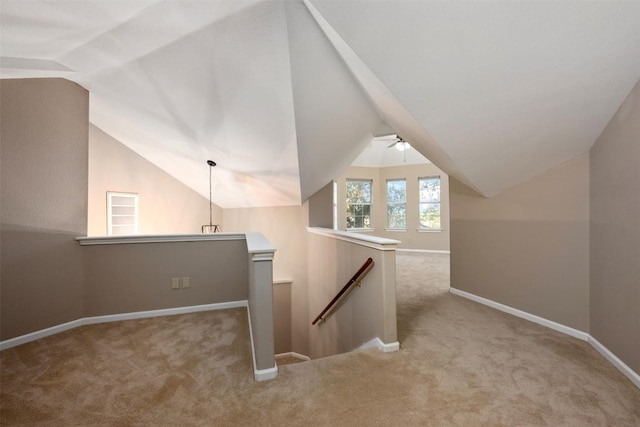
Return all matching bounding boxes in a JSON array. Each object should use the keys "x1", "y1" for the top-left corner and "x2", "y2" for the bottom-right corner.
[
  {"x1": 107, "y1": 191, "x2": 139, "y2": 236},
  {"x1": 384, "y1": 229, "x2": 408, "y2": 232},
  {"x1": 417, "y1": 228, "x2": 443, "y2": 233},
  {"x1": 82, "y1": 301, "x2": 248, "y2": 325},
  {"x1": 251, "y1": 252, "x2": 274, "y2": 262},
  {"x1": 357, "y1": 337, "x2": 400, "y2": 353},
  {"x1": 245, "y1": 232, "x2": 277, "y2": 253},
  {"x1": 254, "y1": 366, "x2": 278, "y2": 381},
  {"x1": 76, "y1": 233, "x2": 246, "y2": 246},
  {"x1": 307, "y1": 227, "x2": 399, "y2": 251},
  {"x1": 449, "y1": 288, "x2": 640, "y2": 390},
  {"x1": 273, "y1": 279, "x2": 293, "y2": 286},
  {"x1": 346, "y1": 228, "x2": 376, "y2": 233},
  {"x1": 246, "y1": 306, "x2": 257, "y2": 377},
  {"x1": 380, "y1": 340, "x2": 400, "y2": 352},
  {"x1": 0, "y1": 319, "x2": 84, "y2": 351},
  {"x1": 0, "y1": 301, "x2": 248, "y2": 351},
  {"x1": 276, "y1": 352, "x2": 311, "y2": 362},
  {"x1": 449, "y1": 288, "x2": 589, "y2": 341},
  {"x1": 397, "y1": 248, "x2": 450, "y2": 254},
  {"x1": 245, "y1": 306, "x2": 278, "y2": 381},
  {"x1": 588, "y1": 336, "x2": 640, "y2": 389}
]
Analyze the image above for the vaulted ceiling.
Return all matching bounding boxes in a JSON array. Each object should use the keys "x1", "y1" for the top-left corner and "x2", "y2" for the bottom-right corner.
[{"x1": 2, "y1": 0, "x2": 639, "y2": 208}]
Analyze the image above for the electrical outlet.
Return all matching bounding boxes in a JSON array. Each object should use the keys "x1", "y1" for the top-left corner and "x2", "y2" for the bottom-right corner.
[
  {"x1": 172, "y1": 278, "x2": 180, "y2": 290},
  {"x1": 182, "y1": 277, "x2": 190, "y2": 289}
]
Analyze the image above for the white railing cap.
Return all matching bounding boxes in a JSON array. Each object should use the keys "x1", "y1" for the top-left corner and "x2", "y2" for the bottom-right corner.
[{"x1": 306, "y1": 227, "x2": 400, "y2": 251}]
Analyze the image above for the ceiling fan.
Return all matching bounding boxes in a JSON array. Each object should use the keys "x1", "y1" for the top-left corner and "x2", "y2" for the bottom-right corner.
[{"x1": 376, "y1": 134, "x2": 411, "y2": 151}]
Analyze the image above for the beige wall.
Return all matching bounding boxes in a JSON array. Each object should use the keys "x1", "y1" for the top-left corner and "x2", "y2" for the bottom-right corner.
[
  {"x1": 1, "y1": 79, "x2": 89, "y2": 340},
  {"x1": 88, "y1": 124, "x2": 218, "y2": 236},
  {"x1": 450, "y1": 153, "x2": 590, "y2": 332},
  {"x1": 223, "y1": 205, "x2": 309, "y2": 355},
  {"x1": 590, "y1": 80, "x2": 640, "y2": 374},
  {"x1": 306, "y1": 230, "x2": 397, "y2": 359},
  {"x1": 84, "y1": 240, "x2": 248, "y2": 317},
  {"x1": 308, "y1": 181, "x2": 333, "y2": 228},
  {"x1": 336, "y1": 164, "x2": 450, "y2": 251}
]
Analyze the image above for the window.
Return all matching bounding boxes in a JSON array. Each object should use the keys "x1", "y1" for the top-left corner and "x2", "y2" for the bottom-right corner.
[
  {"x1": 386, "y1": 179, "x2": 406, "y2": 229},
  {"x1": 419, "y1": 177, "x2": 441, "y2": 229},
  {"x1": 107, "y1": 192, "x2": 139, "y2": 236},
  {"x1": 333, "y1": 181, "x2": 338, "y2": 230},
  {"x1": 346, "y1": 179, "x2": 372, "y2": 229}
]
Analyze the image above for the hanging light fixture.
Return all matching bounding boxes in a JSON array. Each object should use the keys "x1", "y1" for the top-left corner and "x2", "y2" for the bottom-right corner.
[
  {"x1": 201, "y1": 160, "x2": 221, "y2": 233},
  {"x1": 395, "y1": 141, "x2": 411, "y2": 151}
]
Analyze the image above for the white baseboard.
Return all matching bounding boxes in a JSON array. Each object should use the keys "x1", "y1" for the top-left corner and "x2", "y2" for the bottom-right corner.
[
  {"x1": 588, "y1": 336, "x2": 640, "y2": 389},
  {"x1": 449, "y1": 287, "x2": 639, "y2": 390},
  {"x1": 82, "y1": 301, "x2": 248, "y2": 325},
  {"x1": 0, "y1": 319, "x2": 84, "y2": 351},
  {"x1": 0, "y1": 301, "x2": 248, "y2": 351},
  {"x1": 358, "y1": 337, "x2": 400, "y2": 353},
  {"x1": 254, "y1": 365, "x2": 278, "y2": 381},
  {"x1": 245, "y1": 307, "x2": 278, "y2": 382},
  {"x1": 276, "y1": 352, "x2": 311, "y2": 362},
  {"x1": 449, "y1": 287, "x2": 589, "y2": 341},
  {"x1": 397, "y1": 248, "x2": 450, "y2": 254}
]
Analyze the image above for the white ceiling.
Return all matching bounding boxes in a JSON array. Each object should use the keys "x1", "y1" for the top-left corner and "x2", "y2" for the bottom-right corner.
[
  {"x1": 2, "y1": 0, "x2": 639, "y2": 207},
  {"x1": 352, "y1": 135, "x2": 430, "y2": 168}
]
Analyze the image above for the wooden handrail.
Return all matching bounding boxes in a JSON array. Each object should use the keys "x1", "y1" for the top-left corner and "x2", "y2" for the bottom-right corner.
[{"x1": 312, "y1": 257, "x2": 374, "y2": 325}]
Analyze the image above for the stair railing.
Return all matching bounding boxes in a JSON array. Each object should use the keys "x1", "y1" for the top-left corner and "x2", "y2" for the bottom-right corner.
[{"x1": 312, "y1": 257, "x2": 374, "y2": 325}]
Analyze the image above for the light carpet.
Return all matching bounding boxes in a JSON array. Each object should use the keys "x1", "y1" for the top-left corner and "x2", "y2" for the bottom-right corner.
[{"x1": 1, "y1": 253, "x2": 638, "y2": 425}]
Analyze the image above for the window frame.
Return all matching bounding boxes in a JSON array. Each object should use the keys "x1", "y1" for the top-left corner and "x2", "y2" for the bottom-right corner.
[
  {"x1": 386, "y1": 178, "x2": 407, "y2": 230},
  {"x1": 418, "y1": 176, "x2": 441, "y2": 230},
  {"x1": 345, "y1": 179, "x2": 373, "y2": 230},
  {"x1": 107, "y1": 191, "x2": 139, "y2": 236}
]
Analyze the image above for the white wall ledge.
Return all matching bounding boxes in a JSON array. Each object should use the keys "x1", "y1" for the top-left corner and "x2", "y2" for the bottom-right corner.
[
  {"x1": 307, "y1": 227, "x2": 400, "y2": 251},
  {"x1": 76, "y1": 233, "x2": 246, "y2": 246},
  {"x1": 245, "y1": 232, "x2": 277, "y2": 257}
]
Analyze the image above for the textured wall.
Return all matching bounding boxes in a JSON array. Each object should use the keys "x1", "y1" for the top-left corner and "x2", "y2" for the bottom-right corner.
[
  {"x1": 1, "y1": 78, "x2": 89, "y2": 340},
  {"x1": 307, "y1": 181, "x2": 333, "y2": 228},
  {"x1": 450, "y1": 153, "x2": 590, "y2": 332},
  {"x1": 88, "y1": 125, "x2": 216, "y2": 236},
  {"x1": 223, "y1": 205, "x2": 309, "y2": 355},
  {"x1": 590, "y1": 80, "x2": 640, "y2": 374},
  {"x1": 306, "y1": 230, "x2": 397, "y2": 359},
  {"x1": 83, "y1": 240, "x2": 248, "y2": 317}
]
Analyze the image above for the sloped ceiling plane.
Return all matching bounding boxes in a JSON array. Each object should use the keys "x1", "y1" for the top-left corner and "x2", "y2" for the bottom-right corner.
[{"x1": 2, "y1": 0, "x2": 639, "y2": 208}]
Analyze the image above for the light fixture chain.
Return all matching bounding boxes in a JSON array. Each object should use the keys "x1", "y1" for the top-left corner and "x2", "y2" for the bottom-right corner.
[{"x1": 209, "y1": 164, "x2": 213, "y2": 226}]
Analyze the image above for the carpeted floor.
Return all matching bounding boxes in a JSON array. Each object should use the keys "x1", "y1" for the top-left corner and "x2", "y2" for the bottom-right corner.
[{"x1": 1, "y1": 253, "x2": 639, "y2": 425}]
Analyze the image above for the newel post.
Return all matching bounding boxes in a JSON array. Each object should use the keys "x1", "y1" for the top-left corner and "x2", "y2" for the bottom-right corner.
[{"x1": 245, "y1": 233, "x2": 277, "y2": 381}]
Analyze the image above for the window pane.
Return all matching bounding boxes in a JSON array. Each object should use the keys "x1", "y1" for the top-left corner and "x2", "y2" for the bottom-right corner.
[
  {"x1": 362, "y1": 182, "x2": 371, "y2": 203},
  {"x1": 346, "y1": 180, "x2": 372, "y2": 204},
  {"x1": 346, "y1": 179, "x2": 372, "y2": 229},
  {"x1": 419, "y1": 177, "x2": 440, "y2": 202},
  {"x1": 387, "y1": 204, "x2": 406, "y2": 229},
  {"x1": 387, "y1": 180, "x2": 406, "y2": 203},
  {"x1": 419, "y1": 203, "x2": 441, "y2": 229},
  {"x1": 386, "y1": 179, "x2": 406, "y2": 229}
]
